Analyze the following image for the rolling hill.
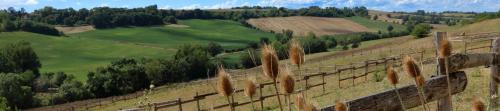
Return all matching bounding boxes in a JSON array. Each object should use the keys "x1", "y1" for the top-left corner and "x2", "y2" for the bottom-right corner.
[
  {"x1": 247, "y1": 16, "x2": 406, "y2": 36},
  {"x1": 0, "y1": 19, "x2": 275, "y2": 81},
  {"x1": 445, "y1": 18, "x2": 500, "y2": 34}
]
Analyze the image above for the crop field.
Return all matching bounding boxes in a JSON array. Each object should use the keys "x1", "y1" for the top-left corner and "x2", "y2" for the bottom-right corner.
[
  {"x1": 247, "y1": 16, "x2": 371, "y2": 36},
  {"x1": 0, "y1": 19, "x2": 274, "y2": 81},
  {"x1": 72, "y1": 19, "x2": 274, "y2": 50},
  {"x1": 247, "y1": 16, "x2": 405, "y2": 37}
]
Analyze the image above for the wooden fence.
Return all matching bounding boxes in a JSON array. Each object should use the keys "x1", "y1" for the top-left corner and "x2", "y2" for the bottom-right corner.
[{"x1": 119, "y1": 49, "x2": 427, "y2": 111}]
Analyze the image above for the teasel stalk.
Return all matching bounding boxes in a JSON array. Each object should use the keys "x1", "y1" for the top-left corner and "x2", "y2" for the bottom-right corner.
[
  {"x1": 289, "y1": 40, "x2": 305, "y2": 97},
  {"x1": 261, "y1": 44, "x2": 284, "y2": 111},
  {"x1": 280, "y1": 68, "x2": 295, "y2": 111},
  {"x1": 217, "y1": 66, "x2": 234, "y2": 111},
  {"x1": 439, "y1": 37, "x2": 453, "y2": 106},
  {"x1": 244, "y1": 79, "x2": 257, "y2": 111},
  {"x1": 386, "y1": 66, "x2": 406, "y2": 110},
  {"x1": 403, "y1": 56, "x2": 428, "y2": 111}
]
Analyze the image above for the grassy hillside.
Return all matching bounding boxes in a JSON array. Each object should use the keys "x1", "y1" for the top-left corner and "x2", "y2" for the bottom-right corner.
[
  {"x1": 0, "y1": 19, "x2": 274, "y2": 81},
  {"x1": 346, "y1": 16, "x2": 407, "y2": 33},
  {"x1": 0, "y1": 32, "x2": 169, "y2": 81},
  {"x1": 443, "y1": 18, "x2": 500, "y2": 34},
  {"x1": 72, "y1": 19, "x2": 274, "y2": 50}
]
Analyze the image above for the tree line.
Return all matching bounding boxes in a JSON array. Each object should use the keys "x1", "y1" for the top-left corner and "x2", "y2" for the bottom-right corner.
[{"x1": 1, "y1": 5, "x2": 368, "y2": 30}]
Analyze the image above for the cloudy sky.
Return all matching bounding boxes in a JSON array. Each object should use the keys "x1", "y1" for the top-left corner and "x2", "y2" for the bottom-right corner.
[{"x1": 1, "y1": 0, "x2": 499, "y2": 12}]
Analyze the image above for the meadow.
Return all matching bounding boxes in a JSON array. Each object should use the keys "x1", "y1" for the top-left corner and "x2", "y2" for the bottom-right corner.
[{"x1": 0, "y1": 19, "x2": 275, "y2": 81}]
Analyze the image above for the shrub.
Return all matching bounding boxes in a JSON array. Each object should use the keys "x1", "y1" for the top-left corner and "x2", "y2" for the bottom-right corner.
[
  {"x1": 411, "y1": 23, "x2": 431, "y2": 38},
  {"x1": 207, "y1": 42, "x2": 224, "y2": 56},
  {"x1": 15, "y1": 20, "x2": 61, "y2": 36},
  {"x1": 300, "y1": 33, "x2": 327, "y2": 54},
  {"x1": 163, "y1": 16, "x2": 177, "y2": 24},
  {"x1": 372, "y1": 70, "x2": 385, "y2": 82},
  {"x1": 57, "y1": 77, "x2": 91, "y2": 102},
  {"x1": 0, "y1": 74, "x2": 34, "y2": 109},
  {"x1": 271, "y1": 41, "x2": 289, "y2": 60},
  {"x1": 0, "y1": 41, "x2": 41, "y2": 74},
  {"x1": 240, "y1": 49, "x2": 261, "y2": 68}
]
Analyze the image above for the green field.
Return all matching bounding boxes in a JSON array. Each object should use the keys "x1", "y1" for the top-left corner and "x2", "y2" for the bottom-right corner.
[
  {"x1": 0, "y1": 32, "x2": 169, "y2": 81},
  {"x1": 346, "y1": 16, "x2": 406, "y2": 32},
  {"x1": 71, "y1": 19, "x2": 275, "y2": 50},
  {"x1": 0, "y1": 19, "x2": 275, "y2": 81}
]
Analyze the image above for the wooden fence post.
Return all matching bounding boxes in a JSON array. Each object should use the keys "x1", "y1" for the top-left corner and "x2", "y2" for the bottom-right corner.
[
  {"x1": 464, "y1": 36, "x2": 468, "y2": 54},
  {"x1": 336, "y1": 64, "x2": 341, "y2": 88},
  {"x1": 434, "y1": 32, "x2": 452, "y2": 111},
  {"x1": 490, "y1": 39, "x2": 500, "y2": 111},
  {"x1": 259, "y1": 84, "x2": 264, "y2": 111},
  {"x1": 196, "y1": 92, "x2": 201, "y2": 111},
  {"x1": 322, "y1": 73, "x2": 326, "y2": 94},
  {"x1": 178, "y1": 98, "x2": 183, "y2": 111},
  {"x1": 364, "y1": 61, "x2": 369, "y2": 82},
  {"x1": 351, "y1": 63, "x2": 355, "y2": 87}
]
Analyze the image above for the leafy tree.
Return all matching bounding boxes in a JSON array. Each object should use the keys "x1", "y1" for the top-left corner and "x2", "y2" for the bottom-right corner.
[
  {"x1": 174, "y1": 44, "x2": 212, "y2": 80},
  {"x1": 260, "y1": 37, "x2": 270, "y2": 45},
  {"x1": 145, "y1": 59, "x2": 188, "y2": 84},
  {"x1": 411, "y1": 23, "x2": 432, "y2": 38},
  {"x1": 0, "y1": 74, "x2": 34, "y2": 109},
  {"x1": 387, "y1": 25, "x2": 394, "y2": 33},
  {"x1": 373, "y1": 15, "x2": 378, "y2": 20},
  {"x1": 86, "y1": 58, "x2": 149, "y2": 98},
  {"x1": 57, "y1": 77, "x2": 91, "y2": 102},
  {"x1": 207, "y1": 42, "x2": 223, "y2": 57},
  {"x1": 163, "y1": 16, "x2": 177, "y2": 24},
  {"x1": 0, "y1": 97, "x2": 10, "y2": 111},
  {"x1": 0, "y1": 41, "x2": 41, "y2": 74},
  {"x1": 351, "y1": 40, "x2": 361, "y2": 48}
]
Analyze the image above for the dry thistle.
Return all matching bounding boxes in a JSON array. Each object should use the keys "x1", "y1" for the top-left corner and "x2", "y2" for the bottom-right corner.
[
  {"x1": 280, "y1": 73, "x2": 295, "y2": 94},
  {"x1": 387, "y1": 66, "x2": 398, "y2": 85},
  {"x1": 217, "y1": 66, "x2": 234, "y2": 111},
  {"x1": 335, "y1": 101, "x2": 347, "y2": 111},
  {"x1": 217, "y1": 67, "x2": 233, "y2": 96},
  {"x1": 304, "y1": 102, "x2": 317, "y2": 111},
  {"x1": 244, "y1": 79, "x2": 257, "y2": 111},
  {"x1": 261, "y1": 44, "x2": 284, "y2": 111},
  {"x1": 244, "y1": 79, "x2": 256, "y2": 97},
  {"x1": 261, "y1": 44, "x2": 280, "y2": 80},
  {"x1": 403, "y1": 56, "x2": 421, "y2": 78},
  {"x1": 387, "y1": 66, "x2": 406, "y2": 110},
  {"x1": 289, "y1": 40, "x2": 305, "y2": 66},
  {"x1": 439, "y1": 37, "x2": 452, "y2": 58},
  {"x1": 295, "y1": 94, "x2": 305, "y2": 110},
  {"x1": 472, "y1": 98, "x2": 485, "y2": 111}
]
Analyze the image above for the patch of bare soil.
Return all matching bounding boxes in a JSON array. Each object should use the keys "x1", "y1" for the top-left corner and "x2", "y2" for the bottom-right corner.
[
  {"x1": 55, "y1": 25, "x2": 95, "y2": 34},
  {"x1": 247, "y1": 16, "x2": 371, "y2": 36},
  {"x1": 166, "y1": 24, "x2": 190, "y2": 28}
]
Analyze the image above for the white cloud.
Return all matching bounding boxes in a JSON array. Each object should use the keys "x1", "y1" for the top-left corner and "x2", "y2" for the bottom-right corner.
[
  {"x1": 0, "y1": 0, "x2": 39, "y2": 9},
  {"x1": 26, "y1": 0, "x2": 38, "y2": 5}
]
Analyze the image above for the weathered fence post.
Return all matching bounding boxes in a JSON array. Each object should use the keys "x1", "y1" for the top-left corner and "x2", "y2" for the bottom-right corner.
[
  {"x1": 490, "y1": 39, "x2": 500, "y2": 111},
  {"x1": 259, "y1": 84, "x2": 264, "y2": 111},
  {"x1": 434, "y1": 32, "x2": 452, "y2": 111},
  {"x1": 196, "y1": 92, "x2": 201, "y2": 111},
  {"x1": 177, "y1": 98, "x2": 183, "y2": 111},
  {"x1": 364, "y1": 61, "x2": 369, "y2": 82},
  {"x1": 464, "y1": 36, "x2": 468, "y2": 54},
  {"x1": 351, "y1": 63, "x2": 355, "y2": 87},
  {"x1": 322, "y1": 73, "x2": 326, "y2": 94}
]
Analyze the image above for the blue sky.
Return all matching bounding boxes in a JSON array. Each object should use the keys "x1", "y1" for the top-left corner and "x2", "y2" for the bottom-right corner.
[{"x1": 1, "y1": 0, "x2": 500, "y2": 12}]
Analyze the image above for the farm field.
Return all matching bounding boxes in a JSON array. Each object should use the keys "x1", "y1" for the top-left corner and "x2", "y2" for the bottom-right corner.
[
  {"x1": 0, "y1": 19, "x2": 275, "y2": 81},
  {"x1": 247, "y1": 16, "x2": 405, "y2": 36},
  {"x1": 0, "y1": 32, "x2": 170, "y2": 81},
  {"x1": 72, "y1": 19, "x2": 274, "y2": 50}
]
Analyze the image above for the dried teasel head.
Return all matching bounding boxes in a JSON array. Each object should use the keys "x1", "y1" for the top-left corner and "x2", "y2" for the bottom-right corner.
[
  {"x1": 403, "y1": 56, "x2": 421, "y2": 78},
  {"x1": 386, "y1": 66, "x2": 398, "y2": 85},
  {"x1": 415, "y1": 75, "x2": 425, "y2": 87},
  {"x1": 439, "y1": 37, "x2": 452, "y2": 58},
  {"x1": 261, "y1": 44, "x2": 280, "y2": 80},
  {"x1": 295, "y1": 94, "x2": 305, "y2": 110},
  {"x1": 289, "y1": 40, "x2": 305, "y2": 66},
  {"x1": 217, "y1": 66, "x2": 233, "y2": 97},
  {"x1": 335, "y1": 101, "x2": 347, "y2": 111},
  {"x1": 472, "y1": 97, "x2": 485, "y2": 111},
  {"x1": 244, "y1": 79, "x2": 257, "y2": 97},
  {"x1": 280, "y1": 72, "x2": 295, "y2": 94}
]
